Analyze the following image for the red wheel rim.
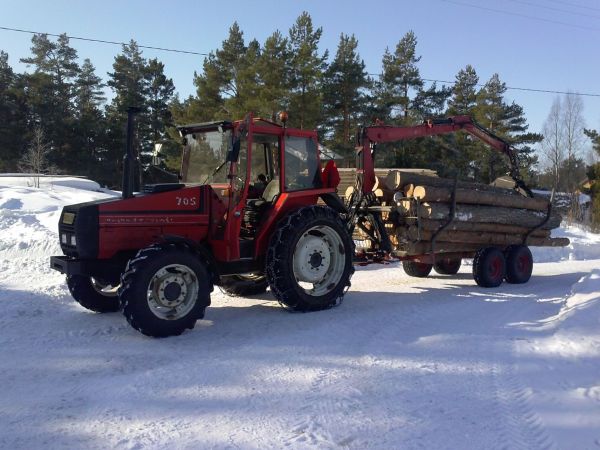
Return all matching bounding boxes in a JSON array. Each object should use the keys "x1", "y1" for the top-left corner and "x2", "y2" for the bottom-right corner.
[
  {"x1": 517, "y1": 254, "x2": 532, "y2": 274},
  {"x1": 489, "y1": 255, "x2": 503, "y2": 280}
]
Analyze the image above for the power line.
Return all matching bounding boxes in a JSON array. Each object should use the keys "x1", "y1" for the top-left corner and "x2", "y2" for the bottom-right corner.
[
  {"x1": 546, "y1": 0, "x2": 600, "y2": 13},
  {"x1": 369, "y1": 74, "x2": 600, "y2": 98},
  {"x1": 3, "y1": 24, "x2": 599, "y2": 98},
  {"x1": 503, "y1": 0, "x2": 600, "y2": 20},
  {"x1": 441, "y1": 0, "x2": 600, "y2": 32},
  {"x1": 0, "y1": 26, "x2": 209, "y2": 56},
  {"x1": 421, "y1": 78, "x2": 600, "y2": 97}
]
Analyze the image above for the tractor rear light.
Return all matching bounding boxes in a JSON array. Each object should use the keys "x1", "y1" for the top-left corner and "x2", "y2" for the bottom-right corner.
[{"x1": 61, "y1": 233, "x2": 67, "y2": 244}]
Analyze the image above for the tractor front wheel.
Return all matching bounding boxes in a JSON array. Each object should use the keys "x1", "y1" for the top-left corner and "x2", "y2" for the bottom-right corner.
[
  {"x1": 266, "y1": 206, "x2": 354, "y2": 312},
  {"x1": 67, "y1": 275, "x2": 120, "y2": 313},
  {"x1": 118, "y1": 245, "x2": 212, "y2": 337}
]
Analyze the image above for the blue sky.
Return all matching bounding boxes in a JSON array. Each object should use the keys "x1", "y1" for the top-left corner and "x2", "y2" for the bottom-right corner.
[{"x1": 1, "y1": 0, "x2": 599, "y2": 145}]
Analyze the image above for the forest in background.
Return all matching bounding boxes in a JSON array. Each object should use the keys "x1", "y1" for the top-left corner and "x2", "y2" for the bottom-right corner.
[{"x1": 1, "y1": 11, "x2": 599, "y2": 226}]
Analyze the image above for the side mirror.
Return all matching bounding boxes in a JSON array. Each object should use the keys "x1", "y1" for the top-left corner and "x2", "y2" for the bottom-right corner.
[{"x1": 227, "y1": 137, "x2": 241, "y2": 162}]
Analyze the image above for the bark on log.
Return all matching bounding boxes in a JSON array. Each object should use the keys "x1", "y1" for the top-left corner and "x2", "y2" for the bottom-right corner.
[
  {"x1": 401, "y1": 242, "x2": 481, "y2": 255},
  {"x1": 405, "y1": 227, "x2": 568, "y2": 246},
  {"x1": 386, "y1": 170, "x2": 524, "y2": 197},
  {"x1": 412, "y1": 185, "x2": 549, "y2": 211},
  {"x1": 397, "y1": 201, "x2": 562, "y2": 229},
  {"x1": 399, "y1": 237, "x2": 569, "y2": 255},
  {"x1": 404, "y1": 218, "x2": 551, "y2": 238}
]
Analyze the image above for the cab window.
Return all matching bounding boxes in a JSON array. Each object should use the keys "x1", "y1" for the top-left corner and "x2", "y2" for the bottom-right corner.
[{"x1": 284, "y1": 136, "x2": 321, "y2": 191}]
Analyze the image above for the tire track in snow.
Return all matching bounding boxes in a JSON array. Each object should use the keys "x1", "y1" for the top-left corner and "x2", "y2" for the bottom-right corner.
[
  {"x1": 494, "y1": 364, "x2": 556, "y2": 450},
  {"x1": 281, "y1": 268, "x2": 442, "y2": 448}
]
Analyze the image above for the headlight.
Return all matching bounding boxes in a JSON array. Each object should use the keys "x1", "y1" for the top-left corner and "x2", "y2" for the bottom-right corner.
[
  {"x1": 70, "y1": 236, "x2": 76, "y2": 246},
  {"x1": 61, "y1": 233, "x2": 67, "y2": 244},
  {"x1": 62, "y1": 212, "x2": 75, "y2": 225}
]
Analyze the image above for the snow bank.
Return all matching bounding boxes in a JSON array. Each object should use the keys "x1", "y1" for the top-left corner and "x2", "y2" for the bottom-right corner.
[{"x1": 532, "y1": 224, "x2": 600, "y2": 262}]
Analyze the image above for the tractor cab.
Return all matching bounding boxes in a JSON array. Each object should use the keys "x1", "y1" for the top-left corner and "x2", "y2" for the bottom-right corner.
[{"x1": 177, "y1": 115, "x2": 334, "y2": 262}]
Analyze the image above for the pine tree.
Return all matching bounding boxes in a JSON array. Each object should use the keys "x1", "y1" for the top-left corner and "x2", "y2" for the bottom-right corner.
[
  {"x1": 145, "y1": 58, "x2": 175, "y2": 145},
  {"x1": 189, "y1": 23, "x2": 258, "y2": 121},
  {"x1": 20, "y1": 33, "x2": 80, "y2": 173},
  {"x1": 105, "y1": 40, "x2": 149, "y2": 186},
  {"x1": 255, "y1": 30, "x2": 290, "y2": 120},
  {"x1": 288, "y1": 12, "x2": 328, "y2": 130},
  {"x1": 0, "y1": 51, "x2": 27, "y2": 171},
  {"x1": 322, "y1": 33, "x2": 369, "y2": 158},
  {"x1": 73, "y1": 59, "x2": 106, "y2": 178},
  {"x1": 447, "y1": 65, "x2": 478, "y2": 115},
  {"x1": 379, "y1": 31, "x2": 423, "y2": 123},
  {"x1": 474, "y1": 74, "x2": 541, "y2": 183}
]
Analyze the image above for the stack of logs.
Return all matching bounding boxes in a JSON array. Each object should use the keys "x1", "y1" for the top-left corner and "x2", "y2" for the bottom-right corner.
[{"x1": 381, "y1": 170, "x2": 569, "y2": 255}]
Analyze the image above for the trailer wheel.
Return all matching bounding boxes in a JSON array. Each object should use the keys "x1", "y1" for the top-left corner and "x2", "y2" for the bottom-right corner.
[
  {"x1": 433, "y1": 257, "x2": 462, "y2": 275},
  {"x1": 67, "y1": 275, "x2": 120, "y2": 313},
  {"x1": 220, "y1": 274, "x2": 268, "y2": 297},
  {"x1": 473, "y1": 247, "x2": 505, "y2": 288},
  {"x1": 266, "y1": 206, "x2": 354, "y2": 312},
  {"x1": 118, "y1": 245, "x2": 211, "y2": 338},
  {"x1": 402, "y1": 261, "x2": 433, "y2": 278},
  {"x1": 504, "y1": 245, "x2": 533, "y2": 284}
]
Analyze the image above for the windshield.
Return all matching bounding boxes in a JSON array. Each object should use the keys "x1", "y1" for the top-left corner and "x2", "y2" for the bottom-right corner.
[{"x1": 182, "y1": 129, "x2": 232, "y2": 184}]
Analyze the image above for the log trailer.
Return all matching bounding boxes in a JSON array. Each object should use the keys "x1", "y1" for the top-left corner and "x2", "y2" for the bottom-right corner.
[{"x1": 50, "y1": 111, "x2": 560, "y2": 337}]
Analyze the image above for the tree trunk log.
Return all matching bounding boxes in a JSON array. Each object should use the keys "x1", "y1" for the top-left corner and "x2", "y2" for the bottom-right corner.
[
  {"x1": 405, "y1": 227, "x2": 568, "y2": 246},
  {"x1": 405, "y1": 218, "x2": 551, "y2": 238},
  {"x1": 397, "y1": 201, "x2": 562, "y2": 229},
  {"x1": 399, "y1": 237, "x2": 568, "y2": 255},
  {"x1": 386, "y1": 170, "x2": 524, "y2": 197},
  {"x1": 412, "y1": 185, "x2": 548, "y2": 211}
]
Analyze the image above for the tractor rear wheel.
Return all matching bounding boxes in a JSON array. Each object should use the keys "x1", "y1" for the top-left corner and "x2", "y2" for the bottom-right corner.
[
  {"x1": 67, "y1": 275, "x2": 120, "y2": 313},
  {"x1": 402, "y1": 261, "x2": 433, "y2": 278},
  {"x1": 266, "y1": 206, "x2": 354, "y2": 312},
  {"x1": 433, "y1": 257, "x2": 462, "y2": 275},
  {"x1": 505, "y1": 245, "x2": 533, "y2": 284},
  {"x1": 473, "y1": 247, "x2": 505, "y2": 288},
  {"x1": 220, "y1": 274, "x2": 268, "y2": 297},
  {"x1": 118, "y1": 244, "x2": 212, "y2": 337}
]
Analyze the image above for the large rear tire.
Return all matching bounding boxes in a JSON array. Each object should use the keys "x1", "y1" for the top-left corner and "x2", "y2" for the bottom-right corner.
[
  {"x1": 473, "y1": 247, "x2": 505, "y2": 288},
  {"x1": 67, "y1": 275, "x2": 120, "y2": 313},
  {"x1": 433, "y1": 257, "x2": 462, "y2": 275},
  {"x1": 220, "y1": 274, "x2": 268, "y2": 297},
  {"x1": 402, "y1": 261, "x2": 433, "y2": 278},
  {"x1": 266, "y1": 206, "x2": 354, "y2": 312},
  {"x1": 504, "y1": 245, "x2": 533, "y2": 284},
  {"x1": 118, "y1": 244, "x2": 212, "y2": 337}
]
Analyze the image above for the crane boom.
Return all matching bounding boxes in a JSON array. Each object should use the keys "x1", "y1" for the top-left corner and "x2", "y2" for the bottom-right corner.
[{"x1": 355, "y1": 115, "x2": 531, "y2": 197}]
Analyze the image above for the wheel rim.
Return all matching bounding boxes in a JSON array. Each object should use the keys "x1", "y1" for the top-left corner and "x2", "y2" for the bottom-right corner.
[
  {"x1": 489, "y1": 255, "x2": 503, "y2": 280},
  {"x1": 146, "y1": 264, "x2": 199, "y2": 320},
  {"x1": 517, "y1": 253, "x2": 532, "y2": 275},
  {"x1": 91, "y1": 278, "x2": 119, "y2": 297},
  {"x1": 292, "y1": 225, "x2": 345, "y2": 297}
]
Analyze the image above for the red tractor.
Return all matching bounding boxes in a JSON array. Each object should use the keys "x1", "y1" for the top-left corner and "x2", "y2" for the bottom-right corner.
[
  {"x1": 51, "y1": 112, "x2": 354, "y2": 337},
  {"x1": 50, "y1": 111, "x2": 536, "y2": 337}
]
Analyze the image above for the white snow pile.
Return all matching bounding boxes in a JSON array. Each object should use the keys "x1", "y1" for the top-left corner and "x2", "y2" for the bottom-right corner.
[{"x1": 1, "y1": 179, "x2": 599, "y2": 449}]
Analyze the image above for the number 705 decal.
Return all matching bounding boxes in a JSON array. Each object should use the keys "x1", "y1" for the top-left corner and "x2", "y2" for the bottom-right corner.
[{"x1": 176, "y1": 196, "x2": 197, "y2": 206}]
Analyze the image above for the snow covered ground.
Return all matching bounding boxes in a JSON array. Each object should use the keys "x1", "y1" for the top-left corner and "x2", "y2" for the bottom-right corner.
[{"x1": 1, "y1": 179, "x2": 599, "y2": 450}]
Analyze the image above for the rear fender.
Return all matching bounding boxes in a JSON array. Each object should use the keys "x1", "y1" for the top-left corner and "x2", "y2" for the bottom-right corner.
[{"x1": 254, "y1": 188, "x2": 339, "y2": 257}]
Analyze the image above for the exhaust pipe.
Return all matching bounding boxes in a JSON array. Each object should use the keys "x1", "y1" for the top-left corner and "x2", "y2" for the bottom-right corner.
[{"x1": 122, "y1": 106, "x2": 141, "y2": 199}]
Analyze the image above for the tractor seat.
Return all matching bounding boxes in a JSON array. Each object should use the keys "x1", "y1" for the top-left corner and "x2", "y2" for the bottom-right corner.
[
  {"x1": 244, "y1": 178, "x2": 279, "y2": 230},
  {"x1": 261, "y1": 178, "x2": 280, "y2": 203}
]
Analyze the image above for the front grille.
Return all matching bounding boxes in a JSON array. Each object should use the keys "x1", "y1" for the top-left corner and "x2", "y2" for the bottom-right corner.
[{"x1": 58, "y1": 204, "x2": 99, "y2": 258}]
